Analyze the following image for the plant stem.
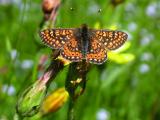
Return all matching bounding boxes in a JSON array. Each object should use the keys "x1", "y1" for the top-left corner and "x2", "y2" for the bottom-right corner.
[{"x1": 67, "y1": 97, "x2": 75, "y2": 120}]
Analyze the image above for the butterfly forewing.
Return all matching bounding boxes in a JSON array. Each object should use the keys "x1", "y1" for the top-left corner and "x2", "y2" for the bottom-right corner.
[
  {"x1": 90, "y1": 30, "x2": 128, "y2": 50},
  {"x1": 39, "y1": 29, "x2": 75, "y2": 49}
]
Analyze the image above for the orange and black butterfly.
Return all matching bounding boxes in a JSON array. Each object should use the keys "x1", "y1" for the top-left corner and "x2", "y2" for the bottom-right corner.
[{"x1": 39, "y1": 24, "x2": 128, "y2": 64}]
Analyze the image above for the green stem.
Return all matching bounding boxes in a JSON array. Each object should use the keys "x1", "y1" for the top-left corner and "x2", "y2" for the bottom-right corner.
[{"x1": 67, "y1": 98, "x2": 75, "y2": 120}]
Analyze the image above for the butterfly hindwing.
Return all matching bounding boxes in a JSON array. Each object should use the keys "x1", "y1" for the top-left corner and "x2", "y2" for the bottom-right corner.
[
  {"x1": 86, "y1": 35, "x2": 107, "y2": 64},
  {"x1": 61, "y1": 37, "x2": 83, "y2": 62}
]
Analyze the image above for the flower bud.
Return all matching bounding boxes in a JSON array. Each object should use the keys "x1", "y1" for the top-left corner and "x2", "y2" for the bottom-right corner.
[
  {"x1": 41, "y1": 88, "x2": 69, "y2": 115},
  {"x1": 42, "y1": 0, "x2": 60, "y2": 13},
  {"x1": 16, "y1": 80, "x2": 47, "y2": 117}
]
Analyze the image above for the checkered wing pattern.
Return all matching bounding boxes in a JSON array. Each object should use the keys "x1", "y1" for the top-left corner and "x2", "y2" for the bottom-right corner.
[
  {"x1": 61, "y1": 36, "x2": 83, "y2": 62},
  {"x1": 39, "y1": 29, "x2": 75, "y2": 49},
  {"x1": 91, "y1": 30, "x2": 128, "y2": 50},
  {"x1": 86, "y1": 36, "x2": 107, "y2": 64},
  {"x1": 40, "y1": 28, "x2": 83, "y2": 62},
  {"x1": 39, "y1": 26, "x2": 128, "y2": 65}
]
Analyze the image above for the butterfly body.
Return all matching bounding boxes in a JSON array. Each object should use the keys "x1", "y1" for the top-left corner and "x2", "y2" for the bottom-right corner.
[
  {"x1": 80, "y1": 24, "x2": 89, "y2": 58},
  {"x1": 39, "y1": 24, "x2": 128, "y2": 64}
]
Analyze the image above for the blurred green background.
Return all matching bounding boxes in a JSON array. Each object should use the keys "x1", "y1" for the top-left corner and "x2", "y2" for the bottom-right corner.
[{"x1": 0, "y1": 0, "x2": 160, "y2": 120}]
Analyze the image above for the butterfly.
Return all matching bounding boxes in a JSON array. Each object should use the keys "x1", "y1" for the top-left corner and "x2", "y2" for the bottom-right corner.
[{"x1": 39, "y1": 24, "x2": 128, "y2": 64}]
